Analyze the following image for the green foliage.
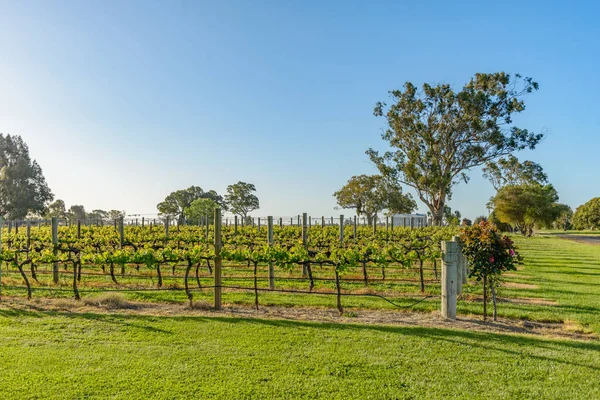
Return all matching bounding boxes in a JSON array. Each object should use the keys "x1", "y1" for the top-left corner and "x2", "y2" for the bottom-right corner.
[
  {"x1": 157, "y1": 186, "x2": 224, "y2": 223},
  {"x1": 224, "y1": 181, "x2": 259, "y2": 220},
  {"x1": 46, "y1": 199, "x2": 67, "y2": 219},
  {"x1": 572, "y1": 197, "x2": 600, "y2": 230},
  {"x1": 459, "y1": 221, "x2": 521, "y2": 319},
  {"x1": 491, "y1": 184, "x2": 562, "y2": 235},
  {"x1": 367, "y1": 72, "x2": 542, "y2": 225},
  {"x1": 185, "y1": 198, "x2": 219, "y2": 224},
  {"x1": 483, "y1": 155, "x2": 548, "y2": 190},
  {"x1": 0, "y1": 134, "x2": 53, "y2": 219},
  {"x1": 333, "y1": 174, "x2": 415, "y2": 223},
  {"x1": 67, "y1": 205, "x2": 86, "y2": 222}
]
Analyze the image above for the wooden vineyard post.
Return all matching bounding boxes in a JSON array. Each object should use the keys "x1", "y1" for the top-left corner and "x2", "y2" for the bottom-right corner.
[
  {"x1": 290, "y1": 217, "x2": 293, "y2": 226},
  {"x1": 257, "y1": 217, "x2": 261, "y2": 232},
  {"x1": 119, "y1": 217, "x2": 124, "y2": 249},
  {"x1": 302, "y1": 213, "x2": 308, "y2": 277},
  {"x1": 441, "y1": 240, "x2": 459, "y2": 319},
  {"x1": 410, "y1": 217, "x2": 414, "y2": 229},
  {"x1": 390, "y1": 216, "x2": 394, "y2": 231},
  {"x1": 234, "y1": 216, "x2": 238, "y2": 234},
  {"x1": 252, "y1": 218, "x2": 255, "y2": 228},
  {"x1": 321, "y1": 216, "x2": 325, "y2": 228},
  {"x1": 214, "y1": 208, "x2": 222, "y2": 310},
  {"x1": 205, "y1": 214, "x2": 210, "y2": 240},
  {"x1": 142, "y1": 217, "x2": 145, "y2": 227},
  {"x1": 335, "y1": 214, "x2": 344, "y2": 314},
  {"x1": 297, "y1": 215, "x2": 301, "y2": 226},
  {"x1": 339, "y1": 215, "x2": 344, "y2": 244},
  {"x1": 386, "y1": 216, "x2": 389, "y2": 231},
  {"x1": 0, "y1": 217, "x2": 3, "y2": 298},
  {"x1": 330, "y1": 216, "x2": 334, "y2": 226},
  {"x1": 373, "y1": 215, "x2": 377, "y2": 234},
  {"x1": 77, "y1": 220, "x2": 81, "y2": 239},
  {"x1": 453, "y1": 235, "x2": 467, "y2": 293},
  {"x1": 279, "y1": 218, "x2": 283, "y2": 228},
  {"x1": 268, "y1": 216, "x2": 274, "y2": 290},
  {"x1": 165, "y1": 217, "x2": 169, "y2": 241},
  {"x1": 309, "y1": 216, "x2": 312, "y2": 228},
  {"x1": 52, "y1": 217, "x2": 59, "y2": 284},
  {"x1": 353, "y1": 216, "x2": 357, "y2": 239}
]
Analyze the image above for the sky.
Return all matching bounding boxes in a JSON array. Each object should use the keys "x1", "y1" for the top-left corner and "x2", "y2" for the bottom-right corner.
[{"x1": 1, "y1": 0, "x2": 598, "y2": 219}]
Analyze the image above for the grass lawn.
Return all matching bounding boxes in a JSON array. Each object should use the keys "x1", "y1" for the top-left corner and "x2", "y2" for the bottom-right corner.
[
  {"x1": 0, "y1": 234, "x2": 599, "y2": 399},
  {"x1": 0, "y1": 307, "x2": 599, "y2": 400}
]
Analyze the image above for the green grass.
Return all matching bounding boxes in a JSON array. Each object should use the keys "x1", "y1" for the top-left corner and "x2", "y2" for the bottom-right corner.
[
  {"x1": 1, "y1": 235, "x2": 599, "y2": 398},
  {"x1": 0, "y1": 308, "x2": 599, "y2": 399}
]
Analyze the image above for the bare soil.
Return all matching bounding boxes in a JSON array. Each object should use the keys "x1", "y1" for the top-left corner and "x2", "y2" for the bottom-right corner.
[{"x1": 0, "y1": 295, "x2": 594, "y2": 341}]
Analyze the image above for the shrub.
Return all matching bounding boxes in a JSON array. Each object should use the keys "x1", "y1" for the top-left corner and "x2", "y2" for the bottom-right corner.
[{"x1": 459, "y1": 221, "x2": 521, "y2": 320}]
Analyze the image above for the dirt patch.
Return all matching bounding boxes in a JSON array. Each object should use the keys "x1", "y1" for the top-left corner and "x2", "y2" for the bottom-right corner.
[
  {"x1": 504, "y1": 282, "x2": 538, "y2": 289},
  {"x1": 0, "y1": 296, "x2": 594, "y2": 341},
  {"x1": 556, "y1": 234, "x2": 600, "y2": 245}
]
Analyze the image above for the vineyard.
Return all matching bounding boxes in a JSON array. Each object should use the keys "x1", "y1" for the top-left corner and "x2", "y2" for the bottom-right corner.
[{"x1": 0, "y1": 214, "x2": 459, "y2": 313}]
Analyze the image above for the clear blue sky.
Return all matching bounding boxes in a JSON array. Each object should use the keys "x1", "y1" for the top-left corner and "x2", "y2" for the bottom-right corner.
[{"x1": 1, "y1": 0, "x2": 598, "y2": 219}]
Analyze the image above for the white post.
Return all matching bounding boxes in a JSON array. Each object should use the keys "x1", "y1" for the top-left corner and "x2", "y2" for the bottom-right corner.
[{"x1": 441, "y1": 240, "x2": 459, "y2": 319}]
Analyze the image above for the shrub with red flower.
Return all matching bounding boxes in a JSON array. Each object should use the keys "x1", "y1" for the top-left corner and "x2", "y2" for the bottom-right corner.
[{"x1": 459, "y1": 221, "x2": 522, "y2": 320}]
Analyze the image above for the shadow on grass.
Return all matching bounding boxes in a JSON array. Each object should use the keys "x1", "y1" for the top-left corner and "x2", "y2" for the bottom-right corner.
[
  {"x1": 0, "y1": 305, "x2": 172, "y2": 334},
  {"x1": 1, "y1": 305, "x2": 598, "y2": 371}
]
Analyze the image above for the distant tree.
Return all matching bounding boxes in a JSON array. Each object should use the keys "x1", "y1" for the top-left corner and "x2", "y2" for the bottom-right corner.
[
  {"x1": 473, "y1": 215, "x2": 488, "y2": 225},
  {"x1": 367, "y1": 73, "x2": 543, "y2": 225},
  {"x1": 185, "y1": 198, "x2": 219, "y2": 225},
  {"x1": 108, "y1": 210, "x2": 126, "y2": 221},
  {"x1": 483, "y1": 155, "x2": 548, "y2": 190},
  {"x1": 0, "y1": 134, "x2": 53, "y2": 219},
  {"x1": 572, "y1": 198, "x2": 600, "y2": 230},
  {"x1": 68, "y1": 205, "x2": 87, "y2": 222},
  {"x1": 46, "y1": 199, "x2": 67, "y2": 219},
  {"x1": 552, "y1": 204, "x2": 573, "y2": 231},
  {"x1": 488, "y1": 211, "x2": 512, "y2": 232},
  {"x1": 87, "y1": 209, "x2": 109, "y2": 223},
  {"x1": 461, "y1": 218, "x2": 472, "y2": 226},
  {"x1": 491, "y1": 184, "x2": 562, "y2": 236},
  {"x1": 224, "y1": 182, "x2": 259, "y2": 221},
  {"x1": 443, "y1": 206, "x2": 461, "y2": 226},
  {"x1": 333, "y1": 174, "x2": 415, "y2": 225},
  {"x1": 157, "y1": 186, "x2": 224, "y2": 224}
]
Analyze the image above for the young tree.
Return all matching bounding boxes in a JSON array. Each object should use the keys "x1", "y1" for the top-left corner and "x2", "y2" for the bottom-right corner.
[
  {"x1": 367, "y1": 73, "x2": 543, "y2": 225},
  {"x1": 185, "y1": 198, "x2": 219, "y2": 225},
  {"x1": 333, "y1": 175, "x2": 415, "y2": 225},
  {"x1": 491, "y1": 184, "x2": 562, "y2": 236},
  {"x1": 0, "y1": 134, "x2": 53, "y2": 219},
  {"x1": 46, "y1": 199, "x2": 67, "y2": 219},
  {"x1": 157, "y1": 186, "x2": 224, "y2": 224},
  {"x1": 224, "y1": 182, "x2": 259, "y2": 221},
  {"x1": 572, "y1": 198, "x2": 600, "y2": 230}
]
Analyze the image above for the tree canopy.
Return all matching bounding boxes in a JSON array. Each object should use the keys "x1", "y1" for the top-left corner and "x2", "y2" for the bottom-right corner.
[
  {"x1": 491, "y1": 184, "x2": 562, "y2": 235},
  {"x1": 572, "y1": 197, "x2": 600, "y2": 230},
  {"x1": 482, "y1": 155, "x2": 548, "y2": 190},
  {"x1": 157, "y1": 186, "x2": 224, "y2": 223},
  {"x1": 333, "y1": 174, "x2": 416, "y2": 224},
  {"x1": 185, "y1": 198, "x2": 219, "y2": 225},
  {"x1": 224, "y1": 182, "x2": 259, "y2": 220},
  {"x1": 0, "y1": 134, "x2": 53, "y2": 219},
  {"x1": 367, "y1": 72, "x2": 543, "y2": 225}
]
